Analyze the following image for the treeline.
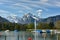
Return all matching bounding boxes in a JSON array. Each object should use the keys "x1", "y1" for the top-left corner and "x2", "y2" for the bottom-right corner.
[
  {"x1": 0, "y1": 21, "x2": 60, "y2": 31},
  {"x1": 0, "y1": 22, "x2": 27, "y2": 31}
]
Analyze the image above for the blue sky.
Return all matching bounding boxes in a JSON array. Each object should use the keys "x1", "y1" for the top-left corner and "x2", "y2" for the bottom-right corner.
[{"x1": 0, "y1": 0, "x2": 60, "y2": 18}]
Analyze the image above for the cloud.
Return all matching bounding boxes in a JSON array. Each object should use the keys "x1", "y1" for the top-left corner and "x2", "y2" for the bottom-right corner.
[
  {"x1": 10, "y1": 1, "x2": 48, "y2": 12},
  {"x1": 40, "y1": 0, "x2": 48, "y2": 4},
  {"x1": 0, "y1": 10, "x2": 10, "y2": 13},
  {"x1": 12, "y1": 3, "x2": 33, "y2": 10},
  {"x1": 0, "y1": 10, "x2": 12, "y2": 18},
  {"x1": 0, "y1": 0, "x2": 60, "y2": 8},
  {"x1": 36, "y1": 9, "x2": 43, "y2": 16},
  {"x1": 54, "y1": 1, "x2": 60, "y2": 7},
  {"x1": 43, "y1": 0, "x2": 60, "y2": 7},
  {"x1": 0, "y1": 0, "x2": 49, "y2": 11},
  {"x1": 9, "y1": 14, "x2": 18, "y2": 19},
  {"x1": 0, "y1": 0, "x2": 60, "y2": 18},
  {"x1": 18, "y1": 11, "x2": 25, "y2": 13}
]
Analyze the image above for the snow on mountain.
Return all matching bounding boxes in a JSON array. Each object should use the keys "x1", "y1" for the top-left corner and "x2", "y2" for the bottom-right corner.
[
  {"x1": 7, "y1": 15, "x2": 21, "y2": 23},
  {"x1": 7, "y1": 13, "x2": 39, "y2": 24}
]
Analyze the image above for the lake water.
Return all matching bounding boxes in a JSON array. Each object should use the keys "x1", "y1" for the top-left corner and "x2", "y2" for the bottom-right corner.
[{"x1": 0, "y1": 31, "x2": 60, "y2": 40}]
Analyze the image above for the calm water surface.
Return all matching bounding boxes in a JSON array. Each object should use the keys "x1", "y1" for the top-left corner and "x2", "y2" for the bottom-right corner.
[{"x1": 0, "y1": 31, "x2": 59, "y2": 40}]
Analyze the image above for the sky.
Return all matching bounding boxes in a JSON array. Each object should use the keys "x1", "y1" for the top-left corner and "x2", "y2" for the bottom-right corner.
[{"x1": 0, "y1": 0, "x2": 60, "y2": 18}]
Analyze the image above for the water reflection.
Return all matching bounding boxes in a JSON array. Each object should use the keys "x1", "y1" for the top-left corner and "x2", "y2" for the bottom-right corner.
[{"x1": 0, "y1": 31, "x2": 59, "y2": 40}]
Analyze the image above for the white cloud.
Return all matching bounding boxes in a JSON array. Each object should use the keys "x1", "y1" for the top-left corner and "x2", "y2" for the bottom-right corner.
[
  {"x1": 40, "y1": 0, "x2": 48, "y2": 4},
  {"x1": 0, "y1": 0, "x2": 60, "y2": 8},
  {"x1": 0, "y1": 0, "x2": 49, "y2": 11},
  {"x1": 36, "y1": 9, "x2": 43, "y2": 16},
  {"x1": 10, "y1": 14, "x2": 17, "y2": 16},
  {"x1": 54, "y1": 1, "x2": 60, "y2": 7},
  {"x1": 43, "y1": 0, "x2": 60, "y2": 7},
  {"x1": 18, "y1": 11, "x2": 24, "y2": 13},
  {"x1": 12, "y1": 3, "x2": 33, "y2": 10},
  {"x1": 0, "y1": 10, "x2": 10, "y2": 13},
  {"x1": 0, "y1": 10, "x2": 12, "y2": 18},
  {"x1": 11, "y1": 2, "x2": 48, "y2": 11},
  {"x1": 0, "y1": 0, "x2": 60, "y2": 18},
  {"x1": 0, "y1": 0, "x2": 60, "y2": 17}
]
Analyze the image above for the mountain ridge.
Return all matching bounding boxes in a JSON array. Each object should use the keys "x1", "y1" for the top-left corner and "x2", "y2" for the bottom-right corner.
[
  {"x1": 6, "y1": 13, "x2": 60, "y2": 24},
  {"x1": 0, "y1": 16, "x2": 9, "y2": 23}
]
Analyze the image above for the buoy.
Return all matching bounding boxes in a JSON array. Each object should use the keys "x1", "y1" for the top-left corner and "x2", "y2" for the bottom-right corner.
[{"x1": 28, "y1": 37, "x2": 32, "y2": 40}]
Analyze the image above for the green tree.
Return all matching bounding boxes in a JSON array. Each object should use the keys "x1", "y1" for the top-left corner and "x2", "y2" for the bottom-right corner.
[
  {"x1": 55, "y1": 21, "x2": 60, "y2": 29},
  {"x1": 37, "y1": 23, "x2": 49, "y2": 29},
  {"x1": 27, "y1": 23, "x2": 34, "y2": 29},
  {"x1": 48, "y1": 22, "x2": 54, "y2": 29}
]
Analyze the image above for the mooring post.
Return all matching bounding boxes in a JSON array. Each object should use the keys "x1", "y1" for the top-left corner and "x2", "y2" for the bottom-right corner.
[
  {"x1": 5, "y1": 35, "x2": 6, "y2": 40},
  {"x1": 57, "y1": 34, "x2": 58, "y2": 40},
  {"x1": 18, "y1": 34, "x2": 19, "y2": 40},
  {"x1": 18, "y1": 33, "x2": 19, "y2": 40}
]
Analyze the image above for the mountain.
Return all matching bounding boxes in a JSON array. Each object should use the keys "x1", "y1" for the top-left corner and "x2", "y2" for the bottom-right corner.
[
  {"x1": 42, "y1": 15, "x2": 60, "y2": 23},
  {"x1": 7, "y1": 15, "x2": 22, "y2": 23},
  {"x1": 7, "y1": 13, "x2": 60, "y2": 24},
  {"x1": 22, "y1": 13, "x2": 35, "y2": 24},
  {"x1": 7, "y1": 13, "x2": 39, "y2": 24},
  {"x1": 0, "y1": 16, "x2": 9, "y2": 23}
]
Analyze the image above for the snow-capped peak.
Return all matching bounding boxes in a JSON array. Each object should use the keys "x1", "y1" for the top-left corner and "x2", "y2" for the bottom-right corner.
[
  {"x1": 7, "y1": 13, "x2": 40, "y2": 24},
  {"x1": 7, "y1": 15, "x2": 21, "y2": 23}
]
